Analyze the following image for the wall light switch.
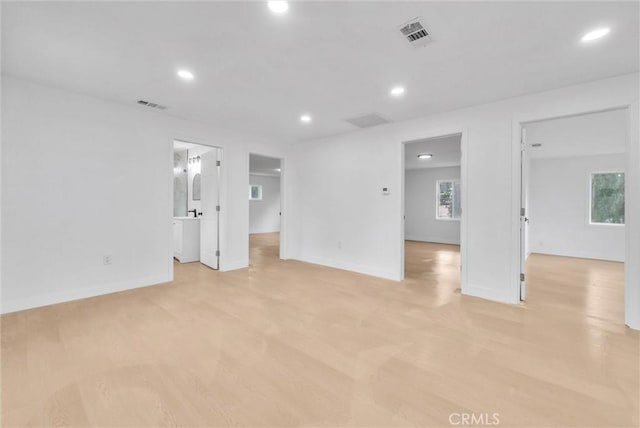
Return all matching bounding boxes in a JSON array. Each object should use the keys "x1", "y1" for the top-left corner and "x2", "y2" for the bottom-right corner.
[{"x1": 382, "y1": 187, "x2": 390, "y2": 195}]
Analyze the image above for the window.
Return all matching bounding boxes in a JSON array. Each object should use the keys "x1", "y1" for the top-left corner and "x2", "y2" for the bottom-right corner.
[
  {"x1": 590, "y1": 172, "x2": 625, "y2": 225},
  {"x1": 436, "y1": 180, "x2": 461, "y2": 220},
  {"x1": 249, "y1": 184, "x2": 262, "y2": 201}
]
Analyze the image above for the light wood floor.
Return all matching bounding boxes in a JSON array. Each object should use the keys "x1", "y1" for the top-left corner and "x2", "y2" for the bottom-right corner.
[{"x1": 1, "y1": 236, "x2": 637, "y2": 427}]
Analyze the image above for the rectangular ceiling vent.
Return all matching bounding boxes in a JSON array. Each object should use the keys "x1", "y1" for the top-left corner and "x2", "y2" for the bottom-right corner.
[
  {"x1": 344, "y1": 113, "x2": 391, "y2": 129},
  {"x1": 398, "y1": 17, "x2": 433, "y2": 48},
  {"x1": 136, "y1": 99, "x2": 167, "y2": 110}
]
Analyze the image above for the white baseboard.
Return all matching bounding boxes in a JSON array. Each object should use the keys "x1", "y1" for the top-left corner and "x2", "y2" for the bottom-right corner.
[
  {"x1": 405, "y1": 236, "x2": 461, "y2": 245},
  {"x1": 530, "y1": 249, "x2": 624, "y2": 262},
  {"x1": 292, "y1": 255, "x2": 401, "y2": 281},
  {"x1": 1, "y1": 274, "x2": 171, "y2": 314}
]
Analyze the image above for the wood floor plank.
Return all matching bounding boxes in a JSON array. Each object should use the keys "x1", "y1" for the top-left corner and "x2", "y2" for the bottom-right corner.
[{"x1": 1, "y1": 234, "x2": 637, "y2": 427}]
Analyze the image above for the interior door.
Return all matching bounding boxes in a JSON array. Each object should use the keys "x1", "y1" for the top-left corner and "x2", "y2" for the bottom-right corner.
[
  {"x1": 278, "y1": 160, "x2": 284, "y2": 260},
  {"x1": 520, "y1": 127, "x2": 530, "y2": 300},
  {"x1": 200, "y1": 149, "x2": 220, "y2": 269}
]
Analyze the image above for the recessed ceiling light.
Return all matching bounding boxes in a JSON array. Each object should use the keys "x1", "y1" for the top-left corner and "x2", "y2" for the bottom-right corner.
[
  {"x1": 417, "y1": 153, "x2": 433, "y2": 159},
  {"x1": 268, "y1": 1, "x2": 289, "y2": 14},
  {"x1": 300, "y1": 114, "x2": 312, "y2": 123},
  {"x1": 177, "y1": 69, "x2": 194, "y2": 81},
  {"x1": 390, "y1": 86, "x2": 405, "y2": 97},
  {"x1": 581, "y1": 27, "x2": 610, "y2": 42}
]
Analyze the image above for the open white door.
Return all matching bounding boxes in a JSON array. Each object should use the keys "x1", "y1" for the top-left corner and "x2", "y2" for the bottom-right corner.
[
  {"x1": 200, "y1": 149, "x2": 220, "y2": 269},
  {"x1": 520, "y1": 128, "x2": 530, "y2": 300},
  {"x1": 278, "y1": 159, "x2": 284, "y2": 260}
]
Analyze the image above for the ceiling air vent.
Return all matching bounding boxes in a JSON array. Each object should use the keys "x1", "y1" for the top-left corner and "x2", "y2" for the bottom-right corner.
[
  {"x1": 136, "y1": 99, "x2": 167, "y2": 110},
  {"x1": 398, "y1": 17, "x2": 432, "y2": 48},
  {"x1": 344, "y1": 113, "x2": 391, "y2": 129}
]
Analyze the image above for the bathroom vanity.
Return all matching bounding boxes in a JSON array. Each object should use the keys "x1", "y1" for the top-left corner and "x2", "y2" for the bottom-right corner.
[{"x1": 173, "y1": 217, "x2": 200, "y2": 263}]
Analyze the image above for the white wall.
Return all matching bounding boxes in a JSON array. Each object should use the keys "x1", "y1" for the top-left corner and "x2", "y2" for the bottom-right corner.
[
  {"x1": 249, "y1": 174, "x2": 281, "y2": 234},
  {"x1": 626, "y1": 102, "x2": 640, "y2": 330},
  {"x1": 1, "y1": 75, "x2": 289, "y2": 313},
  {"x1": 529, "y1": 154, "x2": 625, "y2": 261},
  {"x1": 526, "y1": 109, "x2": 627, "y2": 159},
  {"x1": 405, "y1": 167, "x2": 460, "y2": 245},
  {"x1": 288, "y1": 73, "x2": 639, "y2": 328}
]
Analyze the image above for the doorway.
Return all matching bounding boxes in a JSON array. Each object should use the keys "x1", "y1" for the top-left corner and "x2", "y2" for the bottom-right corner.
[
  {"x1": 519, "y1": 109, "x2": 628, "y2": 324},
  {"x1": 172, "y1": 139, "x2": 221, "y2": 273},
  {"x1": 248, "y1": 153, "x2": 283, "y2": 267},
  {"x1": 402, "y1": 133, "x2": 463, "y2": 292}
]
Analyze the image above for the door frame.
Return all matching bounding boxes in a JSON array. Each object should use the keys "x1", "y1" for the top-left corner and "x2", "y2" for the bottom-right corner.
[
  {"x1": 400, "y1": 129, "x2": 469, "y2": 293},
  {"x1": 248, "y1": 152, "x2": 287, "y2": 261},
  {"x1": 168, "y1": 137, "x2": 223, "y2": 280},
  {"x1": 511, "y1": 105, "x2": 635, "y2": 322}
]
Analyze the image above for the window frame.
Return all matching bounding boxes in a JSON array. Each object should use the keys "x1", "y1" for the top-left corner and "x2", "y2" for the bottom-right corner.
[
  {"x1": 588, "y1": 171, "x2": 625, "y2": 227},
  {"x1": 249, "y1": 184, "x2": 263, "y2": 201},
  {"x1": 435, "y1": 179, "x2": 461, "y2": 221}
]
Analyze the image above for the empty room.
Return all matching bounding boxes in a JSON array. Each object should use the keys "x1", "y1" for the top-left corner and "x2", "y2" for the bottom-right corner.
[
  {"x1": 1, "y1": 1, "x2": 639, "y2": 427},
  {"x1": 520, "y1": 109, "x2": 629, "y2": 323},
  {"x1": 404, "y1": 134, "x2": 462, "y2": 294},
  {"x1": 249, "y1": 153, "x2": 283, "y2": 268}
]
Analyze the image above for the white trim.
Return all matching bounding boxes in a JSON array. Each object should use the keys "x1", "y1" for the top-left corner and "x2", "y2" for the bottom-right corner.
[
  {"x1": 460, "y1": 130, "x2": 469, "y2": 293},
  {"x1": 405, "y1": 236, "x2": 461, "y2": 245},
  {"x1": 400, "y1": 142, "x2": 406, "y2": 280},
  {"x1": 249, "y1": 172, "x2": 280, "y2": 178},
  {"x1": 625, "y1": 102, "x2": 640, "y2": 330},
  {"x1": 531, "y1": 250, "x2": 624, "y2": 263},
  {"x1": 1, "y1": 274, "x2": 171, "y2": 314}
]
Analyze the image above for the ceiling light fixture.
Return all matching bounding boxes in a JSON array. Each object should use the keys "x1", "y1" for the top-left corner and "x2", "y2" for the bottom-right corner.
[
  {"x1": 390, "y1": 86, "x2": 405, "y2": 97},
  {"x1": 417, "y1": 153, "x2": 433, "y2": 159},
  {"x1": 268, "y1": 1, "x2": 289, "y2": 15},
  {"x1": 177, "y1": 69, "x2": 194, "y2": 81},
  {"x1": 300, "y1": 114, "x2": 312, "y2": 123},
  {"x1": 275, "y1": 168, "x2": 281, "y2": 172},
  {"x1": 581, "y1": 27, "x2": 610, "y2": 42}
]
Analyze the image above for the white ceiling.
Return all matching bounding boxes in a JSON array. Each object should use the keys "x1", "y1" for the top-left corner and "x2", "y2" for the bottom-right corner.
[
  {"x1": 3, "y1": 2, "x2": 638, "y2": 143},
  {"x1": 405, "y1": 134, "x2": 461, "y2": 169},
  {"x1": 524, "y1": 108, "x2": 628, "y2": 159},
  {"x1": 250, "y1": 154, "x2": 281, "y2": 177}
]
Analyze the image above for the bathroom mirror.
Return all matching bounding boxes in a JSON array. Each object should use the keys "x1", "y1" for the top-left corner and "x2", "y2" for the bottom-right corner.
[
  {"x1": 193, "y1": 173, "x2": 201, "y2": 201},
  {"x1": 173, "y1": 150, "x2": 188, "y2": 217}
]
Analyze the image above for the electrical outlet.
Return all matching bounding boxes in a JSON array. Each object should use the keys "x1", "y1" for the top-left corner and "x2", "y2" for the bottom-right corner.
[{"x1": 103, "y1": 255, "x2": 113, "y2": 265}]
